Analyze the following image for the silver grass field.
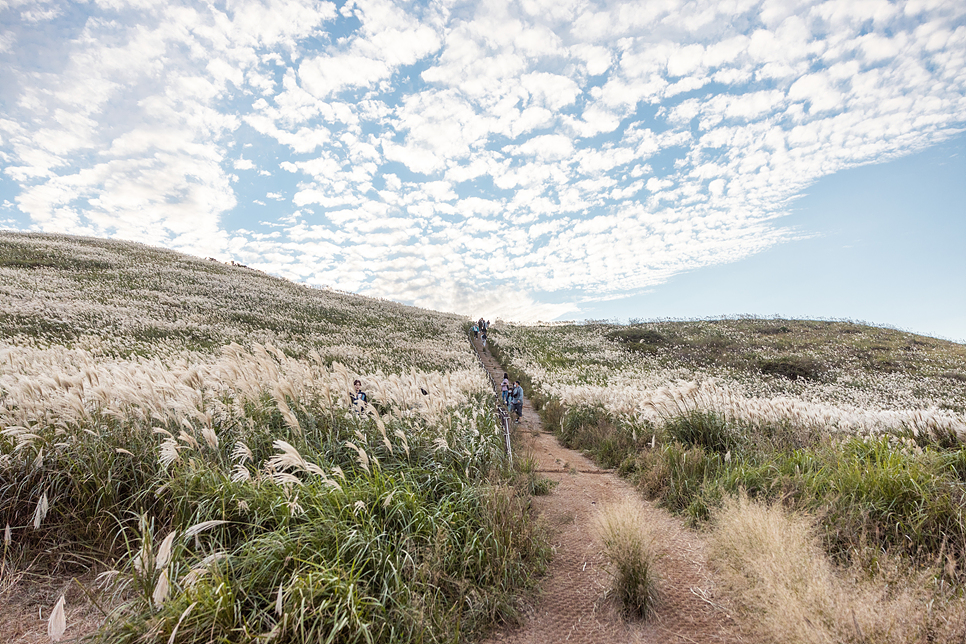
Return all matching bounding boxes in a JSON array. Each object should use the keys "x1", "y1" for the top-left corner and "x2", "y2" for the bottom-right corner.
[
  {"x1": 0, "y1": 232, "x2": 548, "y2": 643},
  {"x1": 490, "y1": 319, "x2": 966, "y2": 642}
]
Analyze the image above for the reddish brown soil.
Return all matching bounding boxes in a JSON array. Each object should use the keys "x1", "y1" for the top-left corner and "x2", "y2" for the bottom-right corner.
[{"x1": 475, "y1": 338, "x2": 741, "y2": 644}]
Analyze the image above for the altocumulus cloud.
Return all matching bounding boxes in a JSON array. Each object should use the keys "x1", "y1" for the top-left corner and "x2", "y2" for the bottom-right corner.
[{"x1": 0, "y1": 0, "x2": 964, "y2": 321}]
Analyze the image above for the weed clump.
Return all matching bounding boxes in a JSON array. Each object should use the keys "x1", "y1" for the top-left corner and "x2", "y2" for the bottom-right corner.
[{"x1": 594, "y1": 498, "x2": 661, "y2": 619}]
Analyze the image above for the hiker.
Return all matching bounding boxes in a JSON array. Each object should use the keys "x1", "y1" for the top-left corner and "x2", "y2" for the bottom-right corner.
[
  {"x1": 509, "y1": 380, "x2": 524, "y2": 424},
  {"x1": 472, "y1": 323, "x2": 479, "y2": 338},
  {"x1": 501, "y1": 373, "x2": 510, "y2": 404},
  {"x1": 351, "y1": 379, "x2": 367, "y2": 411},
  {"x1": 481, "y1": 329, "x2": 487, "y2": 348}
]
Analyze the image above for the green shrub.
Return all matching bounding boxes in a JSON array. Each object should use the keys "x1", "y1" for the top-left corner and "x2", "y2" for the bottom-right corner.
[
  {"x1": 760, "y1": 356, "x2": 824, "y2": 381},
  {"x1": 663, "y1": 410, "x2": 743, "y2": 455},
  {"x1": 606, "y1": 328, "x2": 667, "y2": 346}
]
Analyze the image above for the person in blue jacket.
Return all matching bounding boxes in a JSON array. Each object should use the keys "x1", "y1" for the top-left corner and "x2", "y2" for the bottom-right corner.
[{"x1": 509, "y1": 380, "x2": 524, "y2": 424}]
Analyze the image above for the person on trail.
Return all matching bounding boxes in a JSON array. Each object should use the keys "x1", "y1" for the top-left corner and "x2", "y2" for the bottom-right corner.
[
  {"x1": 510, "y1": 380, "x2": 524, "y2": 424},
  {"x1": 481, "y1": 329, "x2": 487, "y2": 348},
  {"x1": 478, "y1": 317, "x2": 485, "y2": 333},
  {"x1": 501, "y1": 373, "x2": 510, "y2": 405},
  {"x1": 472, "y1": 323, "x2": 479, "y2": 338},
  {"x1": 352, "y1": 379, "x2": 368, "y2": 412}
]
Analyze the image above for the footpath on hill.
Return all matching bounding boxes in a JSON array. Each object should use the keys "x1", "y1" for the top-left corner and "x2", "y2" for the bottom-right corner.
[{"x1": 472, "y1": 337, "x2": 741, "y2": 644}]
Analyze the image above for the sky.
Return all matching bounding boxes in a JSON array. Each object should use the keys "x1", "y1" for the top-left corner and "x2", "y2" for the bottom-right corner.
[{"x1": 0, "y1": 0, "x2": 964, "y2": 340}]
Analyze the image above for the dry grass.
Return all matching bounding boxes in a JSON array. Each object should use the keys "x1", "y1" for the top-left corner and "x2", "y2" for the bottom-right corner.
[
  {"x1": 0, "y1": 569, "x2": 115, "y2": 644},
  {"x1": 708, "y1": 492, "x2": 966, "y2": 643},
  {"x1": 594, "y1": 498, "x2": 662, "y2": 618}
]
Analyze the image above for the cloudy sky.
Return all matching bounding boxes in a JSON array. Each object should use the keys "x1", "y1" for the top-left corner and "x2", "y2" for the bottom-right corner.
[{"x1": 1, "y1": 0, "x2": 964, "y2": 338}]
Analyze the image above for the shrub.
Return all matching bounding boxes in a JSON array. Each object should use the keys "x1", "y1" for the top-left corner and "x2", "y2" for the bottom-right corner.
[
  {"x1": 606, "y1": 328, "x2": 666, "y2": 346},
  {"x1": 663, "y1": 410, "x2": 743, "y2": 455},
  {"x1": 594, "y1": 498, "x2": 661, "y2": 618},
  {"x1": 760, "y1": 356, "x2": 824, "y2": 381}
]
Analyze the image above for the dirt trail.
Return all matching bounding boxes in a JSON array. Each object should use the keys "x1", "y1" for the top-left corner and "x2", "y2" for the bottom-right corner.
[{"x1": 474, "y1": 338, "x2": 740, "y2": 644}]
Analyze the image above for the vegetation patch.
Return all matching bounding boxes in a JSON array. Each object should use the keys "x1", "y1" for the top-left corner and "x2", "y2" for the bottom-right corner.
[
  {"x1": 759, "y1": 356, "x2": 824, "y2": 381},
  {"x1": 486, "y1": 316, "x2": 966, "y2": 640},
  {"x1": 0, "y1": 232, "x2": 550, "y2": 644},
  {"x1": 594, "y1": 499, "x2": 661, "y2": 619}
]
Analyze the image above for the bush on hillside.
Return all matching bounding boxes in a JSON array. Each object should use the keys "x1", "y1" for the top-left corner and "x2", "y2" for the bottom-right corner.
[{"x1": 760, "y1": 356, "x2": 824, "y2": 381}]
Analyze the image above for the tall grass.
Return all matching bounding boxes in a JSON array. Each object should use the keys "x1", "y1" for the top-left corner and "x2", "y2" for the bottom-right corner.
[
  {"x1": 0, "y1": 234, "x2": 552, "y2": 643},
  {"x1": 3, "y1": 383, "x2": 548, "y2": 643},
  {"x1": 710, "y1": 493, "x2": 966, "y2": 643},
  {"x1": 594, "y1": 499, "x2": 661, "y2": 618}
]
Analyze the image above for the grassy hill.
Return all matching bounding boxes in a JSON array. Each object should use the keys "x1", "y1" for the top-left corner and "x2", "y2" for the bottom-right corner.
[
  {"x1": 0, "y1": 232, "x2": 466, "y2": 371},
  {"x1": 6, "y1": 230, "x2": 966, "y2": 643},
  {"x1": 0, "y1": 232, "x2": 545, "y2": 644},
  {"x1": 488, "y1": 319, "x2": 966, "y2": 640}
]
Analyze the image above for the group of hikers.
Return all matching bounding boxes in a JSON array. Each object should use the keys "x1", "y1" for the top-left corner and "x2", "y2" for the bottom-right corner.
[
  {"x1": 502, "y1": 373, "x2": 524, "y2": 423},
  {"x1": 351, "y1": 317, "x2": 526, "y2": 426},
  {"x1": 472, "y1": 317, "x2": 525, "y2": 423},
  {"x1": 472, "y1": 318, "x2": 490, "y2": 348}
]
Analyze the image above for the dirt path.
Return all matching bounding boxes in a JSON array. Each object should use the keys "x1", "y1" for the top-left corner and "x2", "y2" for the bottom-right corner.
[{"x1": 473, "y1": 338, "x2": 740, "y2": 644}]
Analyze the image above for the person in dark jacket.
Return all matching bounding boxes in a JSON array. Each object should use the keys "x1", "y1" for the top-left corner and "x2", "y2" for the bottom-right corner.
[{"x1": 352, "y1": 379, "x2": 367, "y2": 411}]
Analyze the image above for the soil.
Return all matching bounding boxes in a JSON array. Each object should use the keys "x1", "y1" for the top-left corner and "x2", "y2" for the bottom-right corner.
[
  {"x1": 475, "y1": 337, "x2": 742, "y2": 644},
  {"x1": 0, "y1": 570, "x2": 108, "y2": 644}
]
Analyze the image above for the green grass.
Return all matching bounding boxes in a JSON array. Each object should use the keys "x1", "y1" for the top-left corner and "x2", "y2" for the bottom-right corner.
[
  {"x1": 573, "y1": 410, "x2": 966, "y2": 573},
  {"x1": 2, "y1": 396, "x2": 549, "y2": 643}
]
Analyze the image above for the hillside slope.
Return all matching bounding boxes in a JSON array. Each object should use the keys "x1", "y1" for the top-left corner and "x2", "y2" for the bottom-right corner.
[
  {"x1": 0, "y1": 231, "x2": 466, "y2": 371},
  {"x1": 0, "y1": 232, "x2": 543, "y2": 644}
]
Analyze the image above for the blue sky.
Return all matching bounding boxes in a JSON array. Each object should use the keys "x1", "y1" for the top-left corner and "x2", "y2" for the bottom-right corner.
[{"x1": 1, "y1": 0, "x2": 964, "y2": 339}]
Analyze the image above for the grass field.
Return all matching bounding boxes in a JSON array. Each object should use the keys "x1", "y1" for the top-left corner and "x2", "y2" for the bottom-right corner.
[
  {"x1": 489, "y1": 318, "x2": 966, "y2": 641},
  {"x1": 7, "y1": 230, "x2": 966, "y2": 642},
  {"x1": 0, "y1": 232, "x2": 548, "y2": 643}
]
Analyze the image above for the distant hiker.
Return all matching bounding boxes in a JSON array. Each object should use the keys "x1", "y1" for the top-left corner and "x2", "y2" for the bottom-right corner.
[
  {"x1": 478, "y1": 317, "x2": 485, "y2": 333},
  {"x1": 472, "y1": 323, "x2": 479, "y2": 338},
  {"x1": 352, "y1": 379, "x2": 367, "y2": 411},
  {"x1": 510, "y1": 380, "x2": 524, "y2": 423},
  {"x1": 501, "y1": 373, "x2": 510, "y2": 404},
  {"x1": 481, "y1": 329, "x2": 487, "y2": 348}
]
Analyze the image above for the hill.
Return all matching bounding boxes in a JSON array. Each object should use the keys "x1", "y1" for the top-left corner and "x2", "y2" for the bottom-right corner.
[
  {"x1": 486, "y1": 319, "x2": 966, "y2": 641},
  {"x1": 0, "y1": 232, "x2": 466, "y2": 371},
  {"x1": 0, "y1": 232, "x2": 544, "y2": 644}
]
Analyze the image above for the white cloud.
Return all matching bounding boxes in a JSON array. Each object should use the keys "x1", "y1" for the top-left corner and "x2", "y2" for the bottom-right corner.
[
  {"x1": 299, "y1": 55, "x2": 392, "y2": 98},
  {"x1": 1, "y1": 0, "x2": 964, "y2": 325}
]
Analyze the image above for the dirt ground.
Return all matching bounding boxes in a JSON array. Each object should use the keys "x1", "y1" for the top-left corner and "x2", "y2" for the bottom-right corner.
[
  {"x1": 0, "y1": 569, "x2": 108, "y2": 644},
  {"x1": 475, "y1": 339, "x2": 742, "y2": 644}
]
